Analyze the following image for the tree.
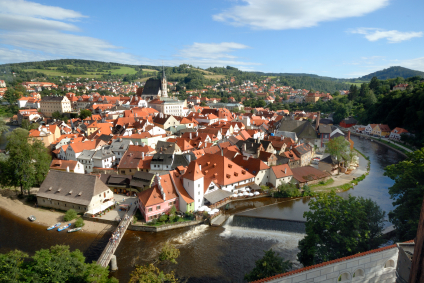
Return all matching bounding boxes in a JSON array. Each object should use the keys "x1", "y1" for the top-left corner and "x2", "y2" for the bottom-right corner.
[
  {"x1": 79, "y1": 109, "x2": 92, "y2": 119},
  {"x1": 0, "y1": 120, "x2": 9, "y2": 136},
  {"x1": 384, "y1": 148, "x2": 424, "y2": 241},
  {"x1": 64, "y1": 209, "x2": 78, "y2": 221},
  {"x1": 0, "y1": 128, "x2": 51, "y2": 194},
  {"x1": 369, "y1": 76, "x2": 380, "y2": 91},
  {"x1": 75, "y1": 217, "x2": 85, "y2": 227},
  {"x1": 0, "y1": 245, "x2": 117, "y2": 283},
  {"x1": 324, "y1": 136, "x2": 350, "y2": 167},
  {"x1": 52, "y1": 111, "x2": 62, "y2": 120},
  {"x1": 298, "y1": 192, "x2": 385, "y2": 266},
  {"x1": 244, "y1": 249, "x2": 292, "y2": 282},
  {"x1": 130, "y1": 243, "x2": 180, "y2": 283},
  {"x1": 199, "y1": 101, "x2": 206, "y2": 107}
]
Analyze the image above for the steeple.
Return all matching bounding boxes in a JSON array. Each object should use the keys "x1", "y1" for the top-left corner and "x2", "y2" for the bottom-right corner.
[{"x1": 161, "y1": 64, "x2": 168, "y2": 98}]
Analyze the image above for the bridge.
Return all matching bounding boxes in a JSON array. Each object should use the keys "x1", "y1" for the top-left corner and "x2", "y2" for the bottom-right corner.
[{"x1": 96, "y1": 203, "x2": 137, "y2": 270}]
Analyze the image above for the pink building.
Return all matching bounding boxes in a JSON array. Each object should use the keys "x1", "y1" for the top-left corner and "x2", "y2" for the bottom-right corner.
[{"x1": 137, "y1": 174, "x2": 179, "y2": 222}]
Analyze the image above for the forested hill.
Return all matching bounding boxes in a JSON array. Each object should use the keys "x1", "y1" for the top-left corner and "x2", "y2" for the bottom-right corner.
[{"x1": 358, "y1": 66, "x2": 424, "y2": 80}]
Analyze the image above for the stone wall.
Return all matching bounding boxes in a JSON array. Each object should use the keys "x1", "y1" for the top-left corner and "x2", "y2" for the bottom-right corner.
[
  {"x1": 257, "y1": 245, "x2": 398, "y2": 283},
  {"x1": 129, "y1": 220, "x2": 203, "y2": 232}
]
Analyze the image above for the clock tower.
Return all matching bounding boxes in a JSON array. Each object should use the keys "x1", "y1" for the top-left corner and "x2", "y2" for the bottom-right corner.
[{"x1": 161, "y1": 66, "x2": 168, "y2": 98}]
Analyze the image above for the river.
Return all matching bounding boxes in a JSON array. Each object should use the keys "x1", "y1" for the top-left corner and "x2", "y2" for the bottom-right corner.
[{"x1": 0, "y1": 136, "x2": 405, "y2": 282}]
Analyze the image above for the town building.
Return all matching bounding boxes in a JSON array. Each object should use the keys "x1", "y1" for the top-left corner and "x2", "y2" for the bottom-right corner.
[
  {"x1": 37, "y1": 170, "x2": 114, "y2": 213},
  {"x1": 39, "y1": 96, "x2": 72, "y2": 117}
]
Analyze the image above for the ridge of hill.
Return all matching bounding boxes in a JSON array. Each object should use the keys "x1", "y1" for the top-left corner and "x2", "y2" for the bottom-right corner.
[{"x1": 358, "y1": 66, "x2": 424, "y2": 80}]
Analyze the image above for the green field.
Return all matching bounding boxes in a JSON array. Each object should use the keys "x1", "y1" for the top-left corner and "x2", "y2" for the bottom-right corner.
[{"x1": 23, "y1": 66, "x2": 140, "y2": 78}]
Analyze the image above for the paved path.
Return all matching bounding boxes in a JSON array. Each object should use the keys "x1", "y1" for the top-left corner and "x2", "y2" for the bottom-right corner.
[{"x1": 313, "y1": 153, "x2": 367, "y2": 191}]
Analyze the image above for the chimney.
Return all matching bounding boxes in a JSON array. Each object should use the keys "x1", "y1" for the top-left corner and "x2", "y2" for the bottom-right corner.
[
  {"x1": 187, "y1": 154, "x2": 191, "y2": 163},
  {"x1": 190, "y1": 132, "x2": 192, "y2": 139},
  {"x1": 347, "y1": 131, "x2": 351, "y2": 140},
  {"x1": 142, "y1": 152, "x2": 145, "y2": 159},
  {"x1": 66, "y1": 166, "x2": 70, "y2": 172},
  {"x1": 141, "y1": 142, "x2": 145, "y2": 147},
  {"x1": 315, "y1": 112, "x2": 320, "y2": 130},
  {"x1": 243, "y1": 143, "x2": 247, "y2": 152},
  {"x1": 199, "y1": 164, "x2": 202, "y2": 171},
  {"x1": 284, "y1": 168, "x2": 287, "y2": 174},
  {"x1": 135, "y1": 142, "x2": 138, "y2": 145}
]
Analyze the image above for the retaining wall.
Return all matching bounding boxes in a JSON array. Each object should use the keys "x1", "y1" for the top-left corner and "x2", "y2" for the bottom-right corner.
[
  {"x1": 349, "y1": 132, "x2": 408, "y2": 158},
  {"x1": 129, "y1": 220, "x2": 203, "y2": 232}
]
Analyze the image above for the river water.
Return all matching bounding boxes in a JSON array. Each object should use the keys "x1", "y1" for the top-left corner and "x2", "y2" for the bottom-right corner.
[{"x1": 0, "y1": 136, "x2": 405, "y2": 282}]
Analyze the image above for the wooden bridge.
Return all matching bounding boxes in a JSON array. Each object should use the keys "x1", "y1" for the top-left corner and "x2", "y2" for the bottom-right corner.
[{"x1": 96, "y1": 204, "x2": 137, "y2": 269}]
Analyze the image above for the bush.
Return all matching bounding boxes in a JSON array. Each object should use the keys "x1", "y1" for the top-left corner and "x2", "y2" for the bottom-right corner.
[
  {"x1": 177, "y1": 217, "x2": 184, "y2": 222},
  {"x1": 302, "y1": 185, "x2": 317, "y2": 197},
  {"x1": 133, "y1": 216, "x2": 138, "y2": 224},
  {"x1": 159, "y1": 214, "x2": 168, "y2": 223},
  {"x1": 64, "y1": 209, "x2": 77, "y2": 221},
  {"x1": 273, "y1": 183, "x2": 301, "y2": 198},
  {"x1": 75, "y1": 217, "x2": 85, "y2": 227}
]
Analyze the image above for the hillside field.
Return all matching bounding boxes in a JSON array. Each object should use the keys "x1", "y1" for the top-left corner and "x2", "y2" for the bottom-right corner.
[{"x1": 21, "y1": 66, "x2": 154, "y2": 78}]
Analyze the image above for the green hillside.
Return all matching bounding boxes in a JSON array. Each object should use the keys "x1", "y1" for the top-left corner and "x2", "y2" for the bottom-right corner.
[{"x1": 358, "y1": 66, "x2": 424, "y2": 80}]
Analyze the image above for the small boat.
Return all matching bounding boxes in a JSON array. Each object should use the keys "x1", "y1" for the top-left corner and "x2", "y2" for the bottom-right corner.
[
  {"x1": 47, "y1": 223, "x2": 61, "y2": 230},
  {"x1": 28, "y1": 215, "x2": 36, "y2": 222},
  {"x1": 57, "y1": 223, "x2": 71, "y2": 232},
  {"x1": 68, "y1": 227, "x2": 82, "y2": 233}
]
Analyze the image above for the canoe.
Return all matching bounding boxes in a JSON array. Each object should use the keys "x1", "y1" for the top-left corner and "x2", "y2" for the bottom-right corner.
[
  {"x1": 47, "y1": 223, "x2": 61, "y2": 230},
  {"x1": 58, "y1": 223, "x2": 71, "y2": 232},
  {"x1": 68, "y1": 227, "x2": 82, "y2": 233}
]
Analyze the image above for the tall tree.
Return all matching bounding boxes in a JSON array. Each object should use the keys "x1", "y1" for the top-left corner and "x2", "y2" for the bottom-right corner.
[
  {"x1": 0, "y1": 128, "x2": 51, "y2": 194},
  {"x1": 369, "y1": 76, "x2": 380, "y2": 91},
  {"x1": 324, "y1": 136, "x2": 350, "y2": 166},
  {"x1": 244, "y1": 249, "x2": 292, "y2": 282},
  {"x1": 298, "y1": 192, "x2": 385, "y2": 266},
  {"x1": 384, "y1": 148, "x2": 424, "y2": 241},
  {"x1": 0, "y1": 120, "x2": 9, "y2": 136}
]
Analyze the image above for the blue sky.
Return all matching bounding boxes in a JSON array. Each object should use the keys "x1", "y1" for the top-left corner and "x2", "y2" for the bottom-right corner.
[{"x1": 0, "y1": 0, "x2": 423, "y2": 78}]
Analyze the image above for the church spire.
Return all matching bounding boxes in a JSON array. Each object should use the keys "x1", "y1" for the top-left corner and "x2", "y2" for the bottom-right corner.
[{"x1": 161, "y1": 63, "x2": 168, "y2": 98}]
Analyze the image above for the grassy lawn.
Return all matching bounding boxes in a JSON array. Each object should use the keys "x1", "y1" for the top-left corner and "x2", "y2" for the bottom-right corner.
[
  {"x1": 309, "y1": 178, "x2": 334, "y2": 190},
  {"x1": 142, "y1": 68, "x2": 159, "y2": 73},
  {"x1": 145, "y1": 217, "x2": 194, "y2": 226},
  {"x1": 376, "y1": 139, "x2": 409, "y2": 154}
]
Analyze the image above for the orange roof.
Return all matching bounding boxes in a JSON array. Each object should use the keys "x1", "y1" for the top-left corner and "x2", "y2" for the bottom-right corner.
[
  {"x1": 182, "y1": 161, "x2": 204, "y2": 181},
  {"x1": 169, "y1": 170, "x2": 194, "y2": 204},
  {"x1": 68, "y1": 140, "x2": 98, "y2": 153},
  {"x1": 271, "y1": 164, "x2": 293, "y2": 179},
  {"x1": 391, "y1": 127, "x2": 408, "y2": 134},
  {"x1": 50, "y1": 160, "x2": 80, "y2": 171},
  {"x1": 138, "y1": 174, "x2": 178, "y2": 207}
]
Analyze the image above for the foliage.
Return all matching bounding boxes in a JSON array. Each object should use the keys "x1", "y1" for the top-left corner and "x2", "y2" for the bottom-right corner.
[
  {"x1": 0, "y1": 120, "x2": 9, "y2": 136},
  {"x1": 21, "y1": 120, "x2": 39, "y2": 131},
  {"x1": 75, "y1": 217, "x2": 85, "y2": 228},
  {"x1": 158, "y1": 214, "x2": 168, "y2": 223},
  {"x1": 168, "y1": 205, "x2": 177, "y2": 222},
  {"x1": 129, "y1": 264, "x2": 178, "y2": 283},
  {"x1": 64, "y1": 209, "x2": 78, "y2": 221},
  {"x1": 358, "y1": 66, "x2": 424, "y2": 80},
  {"x1": 0, "y1": 128, "x2": 51, "y2": 195},
  {"x1": 0, "y1": 245, "x2": 117, "y2": 283},
  {"x1": 384, "y1": 148, "x2": 424, "y2": 241},
  {"x1": 244, "y1": 249, "x2": 292, "y2": 282},
  {"x1": 298, "y1": 191, "x2": 385, "y2": 266},
  {"x1": 130, "y1": 242, "x2": 180, "y2": 282},
  {"x1": 158, "y1": 243, "x2": 180, "y2": 264},
  {"x1": 325, "y1": 136, "x2": 350, "y2": 166},
  {"x1": 273, "y1": 183, "x2": 301, "y2": 198},
  {"x1": 79, "y1": 109, "x2": 92, "y2": 119},
  {"x1": 302, "y1": 184, "x2": 317, "y2": 197}
]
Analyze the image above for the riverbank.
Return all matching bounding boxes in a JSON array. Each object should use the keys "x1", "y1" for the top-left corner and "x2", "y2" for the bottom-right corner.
[{"x1": 0, "y1": 190, "x2": 113, "y2": 234}]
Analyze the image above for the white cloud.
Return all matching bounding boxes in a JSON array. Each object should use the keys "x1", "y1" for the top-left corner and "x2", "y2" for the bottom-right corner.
[
  {"x1": 179, "y1": 42, "x2": 249, "y2": 59},
  {"x1": 213, "y1": 0, "x2": 388, "y2": 30},
  {"x1": 0, "y1": 0, "x2": 85, "y2": 20},
  {"x1": 349, "y1": 28, "x2": 423, "y2": 43},
  {"x1": 0, "y1": 14, "x2": 80, "y2": 32},
  {"x1": 172, "y1": 42, "x2": 260, "y2": 69}
]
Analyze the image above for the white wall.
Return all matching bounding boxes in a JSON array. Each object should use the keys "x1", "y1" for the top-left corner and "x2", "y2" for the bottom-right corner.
[{"x1": 262, "y1": 247, "x2": 398, "y2": 283}]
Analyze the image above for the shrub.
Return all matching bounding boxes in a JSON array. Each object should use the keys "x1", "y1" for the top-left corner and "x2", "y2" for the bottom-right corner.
[
  {"x1": 75, "y1": 217, "x2": 85, "y2": 227},
  {"x1": 273, "y1": 183, "x2": 301, "y2": 198},
  {"x1": 64, "y1": 209, "x2": 77, "y2": 221},
  {"x1": 133, "y1": 216, "x2": 138, "y2": 224},
  {"x1": 177, "y1": 217, "x2": 184, "y2": 222},
  {"x1": 159, "y1": 214, "x2": 168, "y2": 222}
]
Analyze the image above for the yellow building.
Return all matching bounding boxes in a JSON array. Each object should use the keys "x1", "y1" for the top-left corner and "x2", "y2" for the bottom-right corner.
[
  {"x1": 40, "y1": 96, "x2": 71, "y2": 117},
  {"x1": 29, "y1": 124, "x2": 61, "y2": 148},
  {"x1": 372, "y1": 124, "x2": 391, "y2": 137}
]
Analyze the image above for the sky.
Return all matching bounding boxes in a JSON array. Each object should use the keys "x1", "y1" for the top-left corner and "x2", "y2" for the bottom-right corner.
[{"x1": 0, "y1": 0, "x2": 423, "y2": 78}]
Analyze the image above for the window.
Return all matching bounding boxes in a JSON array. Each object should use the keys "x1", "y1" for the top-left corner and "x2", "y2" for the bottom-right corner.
[
  {"x1": 198, "y1": 184, "x2": 200, "y2": 188},
  {"x1": 384, "y1": 259, "x2": 395, "y2": 268},
  {"x1": 148, "y1": 208, "x2": 152, "y2": 212},
  {"x1": 338, "y1": 273, "x2": 350, "y2": 282},
  {"x1": 156, "y1": 205, "x2": 161, "y2": 210}
]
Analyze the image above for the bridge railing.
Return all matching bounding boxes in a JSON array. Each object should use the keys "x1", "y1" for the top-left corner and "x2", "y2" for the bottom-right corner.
[{"x1": 97, "y1": 203, "x2": 137, "y2": 267}]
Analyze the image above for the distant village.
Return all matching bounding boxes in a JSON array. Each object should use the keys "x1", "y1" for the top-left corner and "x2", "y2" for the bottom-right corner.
[{"x1": 0, "y1": 74, "x2": 411, "y2": 223}]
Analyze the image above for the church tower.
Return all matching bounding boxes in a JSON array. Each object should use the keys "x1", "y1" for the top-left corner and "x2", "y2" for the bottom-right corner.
[{"x1": 161, "y1": 66, "x2": 168, "y2": 98}]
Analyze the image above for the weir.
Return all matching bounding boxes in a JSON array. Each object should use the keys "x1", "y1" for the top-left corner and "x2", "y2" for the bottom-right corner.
[
  {"x1": 227, "y1": 215, "x2": 306, "y2": 234},
  {"x1": 96, "y1": 204, "x2": 136, "y2": 269}
]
